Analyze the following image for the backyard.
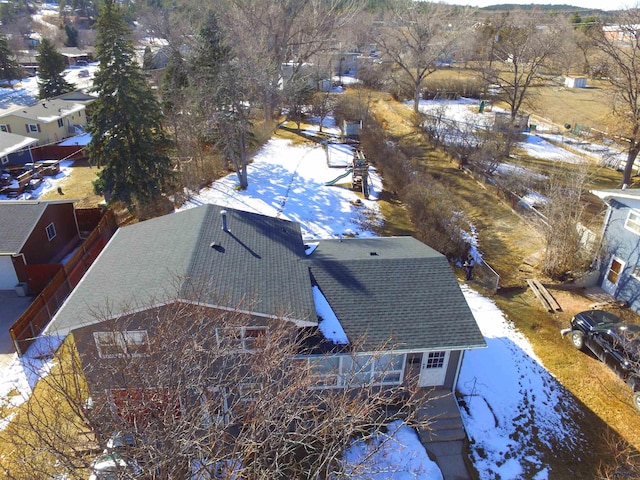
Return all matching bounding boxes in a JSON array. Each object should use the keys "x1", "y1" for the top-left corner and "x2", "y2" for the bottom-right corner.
[{"x1": 2, "y1": 76, "x2": 639, "y2": 477}]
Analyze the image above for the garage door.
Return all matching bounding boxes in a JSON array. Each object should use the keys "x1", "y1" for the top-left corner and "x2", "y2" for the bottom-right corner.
[{"x1": 0, "y1": 256, "x2": 18, "y2": 290}]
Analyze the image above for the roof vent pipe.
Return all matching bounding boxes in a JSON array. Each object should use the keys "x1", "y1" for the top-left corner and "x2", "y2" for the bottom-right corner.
[{"x1": 221, "y1": 210, "x2": 228, "y2": 232}]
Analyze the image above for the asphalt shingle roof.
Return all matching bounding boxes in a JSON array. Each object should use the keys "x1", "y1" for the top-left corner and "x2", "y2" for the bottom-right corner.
[
  {"x1": 3, "y1": 99, "x2": 84, "y2": 123},
  {"x1": 307, "y1": 237, "x2": 485, "y2": 351},
  {"x1": 0, "y1": 200, "x2": 56, "y2": 253},
  {"x1": 46, "y1": 205, "x2": 318, "y2": 336},
  {"x1": 0, "y1": 132, "x2": 38, "y2": 157}
]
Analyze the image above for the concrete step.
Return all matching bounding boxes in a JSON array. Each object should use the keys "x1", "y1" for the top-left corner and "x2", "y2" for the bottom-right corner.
[
  {"x1": 428, "y1": 415, "x2": 464, "y2": 431},
  {"x1": 419, "y1": 426, "x2": 466, "y2": 443}
]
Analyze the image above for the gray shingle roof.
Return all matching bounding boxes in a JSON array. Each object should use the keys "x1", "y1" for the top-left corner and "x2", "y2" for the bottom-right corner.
[
  {"x1": 0, "y1": 200, "x2": 66, "y2": 254},
  {"x1": 0, "y1": 131, "x2": 38, "y2": 156},
  {"x1": 3, "y1": 99, "x2": 84, "y2": 123},
  {"x1": 307, "y1": 237, "x2": 485, "y2": 351},
  {"x1": 591, "y1": 188, "x2": 640, "y2": 202},
  {"x1": 46, "y1": 205, "x2": 318, "y2": 336}
]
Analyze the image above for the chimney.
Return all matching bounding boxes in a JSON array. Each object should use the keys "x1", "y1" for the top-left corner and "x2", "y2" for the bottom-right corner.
[{"x1": 221, "y1": 210, "x2": 228, "y2": 232}]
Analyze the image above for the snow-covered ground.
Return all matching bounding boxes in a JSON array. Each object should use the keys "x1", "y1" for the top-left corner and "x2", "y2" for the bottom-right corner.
[{"x1": 0, "y1": 92, "x2": 602, "y2": 477}]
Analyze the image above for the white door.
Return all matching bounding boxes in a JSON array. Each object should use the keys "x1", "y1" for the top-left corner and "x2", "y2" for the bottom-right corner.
[
  {"x1": 603, "y1": 257, "x2": 624, "y2": 295},
  {"x1": 0, "y1": 255, "x2": 18, "y2": 290},
  {"x1": 418, "y1": 351, "x2": 449, "y2": 387}
]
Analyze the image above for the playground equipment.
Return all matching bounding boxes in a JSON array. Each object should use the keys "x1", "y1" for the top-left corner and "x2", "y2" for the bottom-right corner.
[
  {"x1": 325, "y1": 168, "x2": 353, "y2": 186},
  {"x1": 324, "y1": 148, "x2": 370, "y2": 198},
  {"x1": 351, "y1": 149, "x2": 369, "y2": 199}
]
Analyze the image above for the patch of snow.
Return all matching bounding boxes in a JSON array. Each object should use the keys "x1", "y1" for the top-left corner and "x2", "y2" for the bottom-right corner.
[
  {"x1": 312, "y1": 286, "x2": 349, "y2": 345},
  {"x1": 458, "y1": 286, "x2": 582, "y2": 479},
  {"x1": 342, "y1": 420, "x2": 443, "y2": 479}
]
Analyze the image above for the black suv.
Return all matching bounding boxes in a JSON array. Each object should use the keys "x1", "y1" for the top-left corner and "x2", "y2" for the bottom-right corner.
[{"x1": 563, "y1": 310, "x2": 640, "y2": 411}]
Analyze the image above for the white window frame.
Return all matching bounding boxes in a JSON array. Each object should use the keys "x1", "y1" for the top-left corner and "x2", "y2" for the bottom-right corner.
[
  {"x1": 45, "y1": 222, "x2": 56, "y2": 241},
  {"x1": 625, "y1": 210, "x2": 640, "y2": 235},
  {"x1": 94, "y1": 330, "x2": 150, "y2": 358},
  {"x1": 632, "y1": 258, "x2": 640, "y2": 279},
  {"x1": 238, "y1": 382, "x2": 262, "y2": 402},
  {"x1": 0, "y1": 156, "x2": 7, "y2": 165},
  {"x1": 424, "y1": 351, "x2": 446, "y2": 369},
  {"x1": 304, "y1": 353, "x2": 406, "y2": 389},
  {"x1": 27, "y1": 123, "x2": 39, "y2": 133},
  {"x1": 0, "y1": 124, "x2": 9, "y2": 132},
  {"x1": 215, "y1": 326, "x2": 268, "y2": 351},
  {"x1": 201, "y1": 387, "x2": 230, "y2": 427}
]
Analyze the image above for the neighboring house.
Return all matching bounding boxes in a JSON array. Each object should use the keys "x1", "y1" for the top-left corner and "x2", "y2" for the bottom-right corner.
[
  {"x1": 59, "y1": 47, "x2": 94, "y2": 67},
  {"x1": 0, "y1": 131, "x2": 38, "y2": 167},
  {"x1": 0, "y1": 200, "x2": 81, "y2": 291},
  {"x1": 54, "y1": 89, "x2": 98, "y2": 106},
  {"x1": 602, "y1": 24, "x2": 640, "y2": 45},
  {"x1": 591, "y1": 188, "x2": 640, "y2": 311},
  {"x1": 0, "y1": 99, "x2": 87, "y2": 145},
  {"x1": 43, "y1": 204, "x2": 485, "y2": 424}
]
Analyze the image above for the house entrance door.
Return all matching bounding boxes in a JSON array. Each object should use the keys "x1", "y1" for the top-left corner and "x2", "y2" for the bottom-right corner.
[
  {"x1": 603, "y1": 257, "x2": 624, "y2": 296},
  {"x1": 418, "y1": 351, "x2": 449, "y2": 387}
]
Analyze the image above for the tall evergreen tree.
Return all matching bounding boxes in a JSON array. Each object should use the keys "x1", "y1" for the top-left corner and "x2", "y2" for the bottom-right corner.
[
  {"x1": 189, "y1": 11, "x2": 252, "y2": 189},
  {"x1": 0, "y1": 33, "x2": 22, "y2": 86},
  {"x1": 64, "y1": 24, "x2": 79, "y2": 47},
  {"x1": 37, "y1": 38, "x2": 74, "y2": 99},
  {"x1": 87, "y1": 0, "x2": 174, "y2": 210}
]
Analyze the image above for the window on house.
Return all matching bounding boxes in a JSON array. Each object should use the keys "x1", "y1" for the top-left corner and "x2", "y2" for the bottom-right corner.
[
  {"x1": 0, "y1": 156, "x2": 7, "y2": 165},
  {"x1": 309, "y1": 356, "x2": 340, "y2": 387},
  {"x1": 0, "y1": 124, "x2": 10, "y2": 132},
  {"x1": 425, "y1": 351, "x2": 446, "y2": 369},
  {"x1": 201, "y1": 387, "x2": 230, "y2": 427},
  {"x1": 45, "y1": 222, "x2": 56, "y2": 241},
  {"x1": 94, "y1": 330, "x2": 150, "y2": 358},
  {"x1": 215, "y1": 326, "x2": 268, "y2": 351},
  {"x1": 27, "y1": 124, "x2": 39, "y2": 133},
  {"x1": 57, "y1": 118, "x2": 63, "y2": 128},
  {"x1": 238, "y1": 383, "x2": 262, "y2": 402},
  {"x1": 626, "y1": 210, "x2": 640, "y2": 235},
  {"x1": 631, "y1": 260, "x2": 640, "y2": 280},
  {"x1": 306, "y1": 353, "x2": 405, "y2": 388}
]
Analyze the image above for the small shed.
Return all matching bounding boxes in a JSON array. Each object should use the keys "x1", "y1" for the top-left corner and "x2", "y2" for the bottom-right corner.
[
  {"x1": 565, "y1": 76, "x2": 587, "y2": 89},
  {"x1": 341, "y1": 120, "x2": 362, "y2": 140}
]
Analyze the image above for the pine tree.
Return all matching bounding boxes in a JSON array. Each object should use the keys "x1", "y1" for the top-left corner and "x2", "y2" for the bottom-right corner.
[
  {"x1": 189, "y1": 11, "x2": 252, "y2": 189},
  {"x1": 87, "y1": 0, "x2": 175, "y2": 210},
  {"x1": 37, "y1": 39, "x2": 75, "y2": 99},
  {"x1": 0, "y1": 33, "x2": 21, "y2": 86}
]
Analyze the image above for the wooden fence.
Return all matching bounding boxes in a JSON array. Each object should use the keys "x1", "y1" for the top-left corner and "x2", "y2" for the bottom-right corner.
[
  {"x1": 30, "y1": 144, "x2": 87, "y2": 162},
  {"x1": 10, "y1": 209, "x2": 118, "y2": 356}
]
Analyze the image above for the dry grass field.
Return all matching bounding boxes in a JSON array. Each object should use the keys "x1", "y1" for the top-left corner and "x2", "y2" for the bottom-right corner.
[
  {"x1": 359, "y1": 85, "x2": 640, "y2": 477},
  {"x1": 38, "y1": 158, "x2": 104, "y2": 209}
]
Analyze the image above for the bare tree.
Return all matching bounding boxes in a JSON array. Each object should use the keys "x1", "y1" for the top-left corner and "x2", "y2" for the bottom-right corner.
[
  {"x1": 539, "y1": 163, "x2": 592, "y2": 279},
  {"x1": 376, "y1": 1, "x2": 460, "y2": 114},
  {"x1": 479, "y1": 9, "x2": 561, "y2": 154},
  {"x1": 311, "y1": 90, "x2": 336, "y2": 134},
  {"x1": 0, "y1": 298, "x2": 427, "y2": 479},
  {"x1": 221, "y1": 0, "x2": 362, "y2": 121},
  {"x1": 591, "y1": 9, "x2": 640, "y2": 186}
]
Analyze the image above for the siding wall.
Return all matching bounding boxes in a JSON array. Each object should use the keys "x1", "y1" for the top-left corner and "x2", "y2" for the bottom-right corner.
[{"x1": 601, "y1": 199, "x2": 640, "y2": 312}]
